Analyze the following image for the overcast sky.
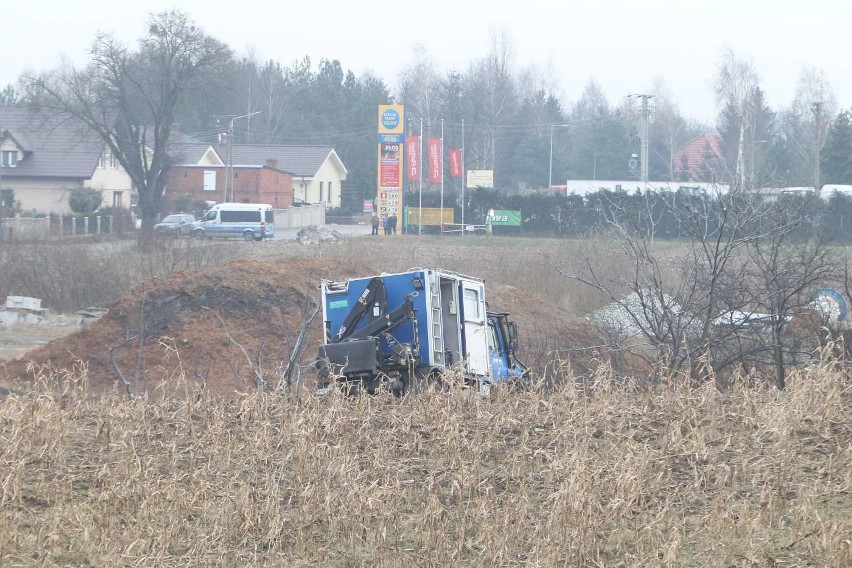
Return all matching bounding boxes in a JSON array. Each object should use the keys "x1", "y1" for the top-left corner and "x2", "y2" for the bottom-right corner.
[{"x1": 5, "y1": 1, "x2": 851, "y2": 125}]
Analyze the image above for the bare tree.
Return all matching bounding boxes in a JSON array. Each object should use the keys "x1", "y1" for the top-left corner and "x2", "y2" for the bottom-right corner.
[
  {"x1": 23, "y1": 10, "x2": 230, "y2": 246},
  {"x1": 464, "y1": 26, "x2": 518, "y2": 171},
  {"x1": 562, "y1": 189, "x2": 836, "y2": 388},
  {"x1": 714, "y1": 49, "x2": 760, "y2": 191},
  {"x1": 746, "y1": 198, "x2": 837, "y2": 388},
  {"x1": 395, "y1": 45, "x2": 444, "y2": 128},
  {"x1": 780, "y1": 67, "x2": 837, "y2": 187}
]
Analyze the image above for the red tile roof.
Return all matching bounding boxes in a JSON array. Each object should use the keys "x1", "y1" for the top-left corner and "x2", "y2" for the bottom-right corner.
[{"x1": 672, "y1": 133, "x2": 728, "y2": 183}]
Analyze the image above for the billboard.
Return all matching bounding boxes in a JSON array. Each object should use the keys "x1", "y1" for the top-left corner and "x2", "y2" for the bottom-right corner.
[
  {"x1": 467, "y1": 169, "x2": 494, "y2": 188},
  {"x1": 376, "y1": 105, "x2": 405, "y2": 230}
]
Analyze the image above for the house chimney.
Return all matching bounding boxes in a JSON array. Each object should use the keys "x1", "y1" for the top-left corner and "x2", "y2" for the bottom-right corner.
[{"x1": 265, "y1": 159, "x2": 278, "y2": 169}]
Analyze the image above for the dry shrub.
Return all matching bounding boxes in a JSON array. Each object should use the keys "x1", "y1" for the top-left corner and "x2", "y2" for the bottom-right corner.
[
  {"x1": 0, "y1": 239, "x2": 244, "y2": 312},
  {"x1": 325, "y1": 235, "x2": 627, "y2": 319},
  {"x1": 1, "y1": 361, "x2": 848, "y2": 566}
]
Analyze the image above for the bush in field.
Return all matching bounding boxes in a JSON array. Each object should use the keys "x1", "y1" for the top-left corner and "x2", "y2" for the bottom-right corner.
[{"x1": 0, "y1": 239, "x2": 243, "y2": 312}]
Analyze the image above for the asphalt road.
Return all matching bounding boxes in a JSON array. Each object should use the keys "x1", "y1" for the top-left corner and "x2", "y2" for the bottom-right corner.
[{"x1": 270, "y1": 223, "x2": 373, "y2": 241}]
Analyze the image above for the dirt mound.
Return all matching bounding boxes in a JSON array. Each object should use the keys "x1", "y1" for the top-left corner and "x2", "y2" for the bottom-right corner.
[
  {"x1": 1, "y1": 259, "x2": 367, "y2": 397},
  {"x1": 1, "y1": 261, "x2": 638, "y2": 397},
  {"x1": 296, "y1": 225, "x2": 344, "y2": 245}
]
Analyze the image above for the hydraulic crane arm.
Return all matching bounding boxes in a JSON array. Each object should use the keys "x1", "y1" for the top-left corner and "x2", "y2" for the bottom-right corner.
[
  {"x1": 349, "y1": 295, "x2": 416, "y2": 340},
  {"x1": 334, "y1": 277, "x2": 387, "y2": 341}
]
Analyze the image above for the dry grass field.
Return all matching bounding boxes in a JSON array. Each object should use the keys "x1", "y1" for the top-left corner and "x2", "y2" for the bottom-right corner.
[
  {"x1": 0, "y1": 234, "x2": 850, "y2": 566},
  {"x1": 0, "y1": 364, "x2": 848, "y2": 566}
]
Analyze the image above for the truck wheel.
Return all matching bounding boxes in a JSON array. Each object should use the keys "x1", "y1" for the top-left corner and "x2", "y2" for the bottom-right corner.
[
  {"x1": 243, "y1": 231, "x2": 256, "y2": 242},
  {"x1": 192, "y1": 230, "x2": 205, "y2": 240},
  {"x1": 415, "y1": 369, "x2": 448, "y2": 394}
]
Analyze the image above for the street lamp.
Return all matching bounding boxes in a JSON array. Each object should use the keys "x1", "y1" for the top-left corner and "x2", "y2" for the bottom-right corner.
[
  {"x1": 549, "y1": 124, "x2": 569, "y2": 189},
  {"x1": 224, "y1": 111, "x2": 261, "y2": 202}
]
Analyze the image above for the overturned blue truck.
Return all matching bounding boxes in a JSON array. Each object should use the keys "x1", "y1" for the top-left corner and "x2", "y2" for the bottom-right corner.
[{"x1": 316, "y1": 269, "x2": 528, "y2": 395}]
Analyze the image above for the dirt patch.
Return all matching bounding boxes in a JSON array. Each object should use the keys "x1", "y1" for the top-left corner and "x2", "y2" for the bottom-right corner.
[
  {"x1": 0, "y1": 248, "x2": 634, "y2": 397},
  {"x1": 0, "y1": 319, "x2": 79, "y2": 362},
  {"x1": 0, "y1": 258, "x2": 368, "y2": 397}
]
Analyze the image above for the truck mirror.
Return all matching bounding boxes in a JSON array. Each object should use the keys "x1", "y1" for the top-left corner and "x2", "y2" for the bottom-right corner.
[{"x1": 507, "y1": 322, "x2": 518, "y2": 351}]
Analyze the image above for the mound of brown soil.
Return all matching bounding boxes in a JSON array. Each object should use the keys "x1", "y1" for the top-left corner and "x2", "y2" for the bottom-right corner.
[
  {"x1": 1, "y1": 260, "x2": 635, "y2": 397},
  {"x1": 1, "y1": 259, "x2": 366, "y2": 397}
]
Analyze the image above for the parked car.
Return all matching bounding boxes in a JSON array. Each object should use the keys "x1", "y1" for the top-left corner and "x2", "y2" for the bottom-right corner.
[
  {"x1": 190, "y1": 203, "x2": 274, "y2": 241},
  {"x1": 154, "y1": 213, "x2": 196, "y2": 236}
]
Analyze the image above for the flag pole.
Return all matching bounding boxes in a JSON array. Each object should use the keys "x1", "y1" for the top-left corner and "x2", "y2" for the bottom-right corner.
[
  {"x1": 418, "y1": 118, "x2": 423, "y2": 236},
  {"x1": 440, "y1": 118, "x2": 444, "y2": 235},
  {"x1": 461, "y1": 118, "x2": 465, "y2": 237},
  {"x1": 403, "y1": 117, "x2": 409, "y2": 235}
]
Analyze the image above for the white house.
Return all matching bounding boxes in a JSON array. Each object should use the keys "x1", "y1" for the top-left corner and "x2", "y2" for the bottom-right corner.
[
  {"x1": 221, "y1": 144, "x2": 348, "y2": 208},
  {"x1": 0, "y1": 108, "x2": 133, "y2": 214}
]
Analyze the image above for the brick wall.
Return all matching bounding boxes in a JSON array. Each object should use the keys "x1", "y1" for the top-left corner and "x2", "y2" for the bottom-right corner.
[{"x1": 166, "y1": 166, "x2": 294, "y2": 208}]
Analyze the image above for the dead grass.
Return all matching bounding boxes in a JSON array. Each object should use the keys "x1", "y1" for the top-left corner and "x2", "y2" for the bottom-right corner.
[{"x1": 0, "y1": 363, "x2": 848, "y2": 567}]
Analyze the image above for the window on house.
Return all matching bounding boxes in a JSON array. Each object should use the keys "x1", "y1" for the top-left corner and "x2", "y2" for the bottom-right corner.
[
  {"x1": 113, "y1": 191, "x2": 123, "y2": 207},
  {"x1": 98, "y1": 149, "x2": 106, "y2": 168},
  {"x1": 328, "y1": 181, "x2": 333, "y2": 202},
  {"x1": 319, "y1": 181, "x2": 324, "y2": 202},
  {"x1": 1, "y1": 150, "x2": 18, "y2": 167},
  {"x1": 109, "y1": 152, "x2": 116, "y2": 168},
  {"x1": 203, "y1": 170, "x2": 216, "y2": 192}
]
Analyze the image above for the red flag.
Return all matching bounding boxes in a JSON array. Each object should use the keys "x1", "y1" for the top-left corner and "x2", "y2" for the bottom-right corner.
[
  {"x1": 449, "y1": 148, "x2": 462, "y2": 177},
  {"x1": 427, "y1": 138, "x2": 442, "y2": 183},
  {"x1": 406, "y1": 136, "x2": 420, "y2": 180}
]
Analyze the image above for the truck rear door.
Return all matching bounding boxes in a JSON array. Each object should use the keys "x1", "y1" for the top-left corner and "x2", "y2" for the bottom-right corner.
[{"x1": 460, "y1": 280, "x2": 489, "y2": 377}]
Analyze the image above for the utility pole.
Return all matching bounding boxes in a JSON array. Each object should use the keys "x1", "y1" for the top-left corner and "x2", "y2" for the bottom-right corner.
[
  {"x1": 221, "y1": 111, "x2": 261, "y2": 203},
  {"x1": 628, "y1": 94, "x2": 653, "y2": 183},
  {"x1": 461, "y1": 118, "x2": 465, "y2": 235},
  {"x1": 548, "y1": 123, "x2": 569, "y2": 189},
  {"x1": 813, "y1": 101, "x2": 823, "y2": 195}
]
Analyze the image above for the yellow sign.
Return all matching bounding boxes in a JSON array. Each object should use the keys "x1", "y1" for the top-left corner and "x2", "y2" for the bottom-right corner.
[
  {"x1": 378, "y1": 104, "x2": 405, "y2": 135},
  {"x1": 406, "y1": 207, "x2": 455, "y2": 226}
]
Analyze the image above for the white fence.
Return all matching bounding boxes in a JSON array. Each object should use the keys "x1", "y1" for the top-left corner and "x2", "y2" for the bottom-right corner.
[
  {"x1": 0, "y1": 217, "x2": 50, "y2": 241},
  {"x1": 0, "y1": 205, "x2": 323, "y2": 241},
  {"x1": 274, "y1": 203, "x2": 326, "y2": 229}
]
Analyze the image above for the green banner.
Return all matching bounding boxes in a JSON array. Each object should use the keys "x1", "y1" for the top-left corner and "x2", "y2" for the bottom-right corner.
[{"x1": 485, "y1": 209, "x2": 522, "y2": 226}]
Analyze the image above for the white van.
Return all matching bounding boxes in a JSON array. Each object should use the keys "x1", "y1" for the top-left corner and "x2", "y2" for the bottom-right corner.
[{"x1": 191, "y1": 203, "x2": 275, "y2": 241}]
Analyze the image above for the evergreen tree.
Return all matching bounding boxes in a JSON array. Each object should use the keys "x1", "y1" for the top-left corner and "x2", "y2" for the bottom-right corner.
[{"x1": 820, "y1": 110, "x2": 852, "y2": 185}]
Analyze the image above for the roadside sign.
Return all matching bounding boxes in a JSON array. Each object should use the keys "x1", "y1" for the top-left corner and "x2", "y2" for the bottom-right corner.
[
  {"x1": 405, "y1": 207, "x2": 455, "y2": 226},
  {"x1": 485, "y1": 209, "x2": 522, "y2": 226}
]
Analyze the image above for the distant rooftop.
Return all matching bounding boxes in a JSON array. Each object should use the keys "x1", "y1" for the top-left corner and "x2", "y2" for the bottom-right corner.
[
  {"x1": 0, "y1": 107, "x2": 103, "y2": 179},
  {"x1": 219, "y1": 144, "x2": 345, "y2": 177}
]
